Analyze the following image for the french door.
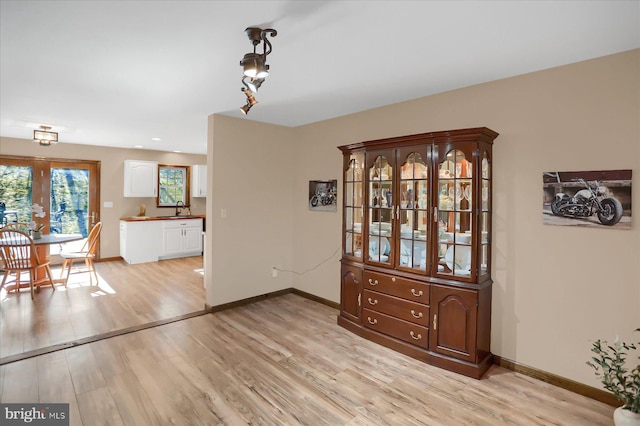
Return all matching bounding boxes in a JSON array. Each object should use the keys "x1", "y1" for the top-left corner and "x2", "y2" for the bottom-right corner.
[{"x1": 0, "y1": 155, "x2": 100, "y2": 261}]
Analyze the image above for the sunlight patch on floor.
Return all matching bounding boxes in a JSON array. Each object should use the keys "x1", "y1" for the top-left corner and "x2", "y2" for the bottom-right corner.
[{"x1": 59, "y1": 270, "x2": 116, "y2": 296}]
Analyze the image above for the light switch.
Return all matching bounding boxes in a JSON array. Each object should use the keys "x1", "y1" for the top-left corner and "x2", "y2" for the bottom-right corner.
[
  {"x1": 104, "y1": 201, "x2": 113, "y2": 208},
  {"x1": 220, "y1": 208, "x2": 227, "y2": 219}
]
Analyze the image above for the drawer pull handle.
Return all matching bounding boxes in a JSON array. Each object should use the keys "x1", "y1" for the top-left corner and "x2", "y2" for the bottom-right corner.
[
  {"x1": 368, "y1": 298, "x2": 378, "y2": 305},
  {"x1": 410, "y1": 310, "x2": 423, "y2": 319},
  {"x1": 410, "y1": 331, "x2": 422, "y2": 340},
  {"x1": 367, "y1": 317, "x2": 378, "y2": 325},
  {"x1": 391, "y1": 277, "x2": 396, "y2": 282},
  {"x1": 368, "y1": 279, "x2": 378, "y2": 286},
  {"x1": 411, "y1": 289, "x2": 423, "y2": 297}
]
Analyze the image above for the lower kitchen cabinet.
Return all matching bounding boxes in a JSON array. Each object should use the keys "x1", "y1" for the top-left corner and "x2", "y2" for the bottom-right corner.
[
  {"x1": 120, "y1": 218, "x2": 203, "y2": 264},
  {"x1": 161, "y1": 219, "x2": 203, "y2": 259},
  {"x1": 120, "y1": 220, "x2": 161, "y2": 264}
]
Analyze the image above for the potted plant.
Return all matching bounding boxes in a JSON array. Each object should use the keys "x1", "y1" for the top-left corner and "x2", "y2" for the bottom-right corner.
[
  {"x1": 28, "y1": 203, "x2": 46, "y2": 239},
  {"x1": 587, "y1": 329, "x2": 640, "y2": 425}
]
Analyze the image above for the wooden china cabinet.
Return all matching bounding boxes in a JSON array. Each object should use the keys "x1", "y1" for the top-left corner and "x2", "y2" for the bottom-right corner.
[{"x1": 338, "y1": 127, "x2": 498, "y2": 379}]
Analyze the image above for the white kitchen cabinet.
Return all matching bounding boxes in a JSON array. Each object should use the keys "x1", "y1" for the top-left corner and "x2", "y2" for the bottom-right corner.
[
  {"x1": 191, "y1": 164, "x2": 207, "y2": 197},
  {"x1": 124, "y1": 160, "x2": 158, "y2": 197},
  {"x1": 120, "y1": 218, "x2": 203, "y2": 264},
  {"x1": 160, "y1": 219, "x2": 203, "y2": 259},
  {"x1": 120, "y1": 220, "x2": 162, "y2": 264}
]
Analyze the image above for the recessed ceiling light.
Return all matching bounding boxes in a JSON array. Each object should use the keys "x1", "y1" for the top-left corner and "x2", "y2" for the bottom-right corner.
[{"x1": 151, "y1": 137, "x2": 161, "y2": 141}]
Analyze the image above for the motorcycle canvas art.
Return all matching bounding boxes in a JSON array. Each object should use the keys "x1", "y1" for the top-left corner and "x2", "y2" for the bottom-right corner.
[
  {"x1": 543, "y1": 170, "x2": 631, "y2": 229},
  {"x1": 309, "y1": 180, "x2": 337, "y2": 212}
]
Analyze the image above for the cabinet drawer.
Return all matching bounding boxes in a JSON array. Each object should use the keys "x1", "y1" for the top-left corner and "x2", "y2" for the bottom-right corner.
[
  {"x1": 163, "y1": 218, "x2": 202, "y2": 229},
  {"x1": 363, "y1": 308, "x2": 428, "y2": 349},
  {"x1": 363, "y1": 290, "x2": 429, "y2": 327},
  {"x1": 363, "y1": 271, "x2": 429, "y2": 304}
]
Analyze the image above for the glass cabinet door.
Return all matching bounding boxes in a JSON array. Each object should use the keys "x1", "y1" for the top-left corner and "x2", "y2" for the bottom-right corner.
[
  {"x1": 479, "y1": 151, "x2": 490, "y2": 276},
  {"x1": 367, "y1": 154, "x2": 393, "y2": 265},
  {"x1": 344, "y1": 153, "x2": 364, "y2": 259},
  {"x1": 398, "y1": 151, "x2": 430, "y2": 272},
  {"x1": 436, "y1": 149, "x2": 473, "y2": 278}
]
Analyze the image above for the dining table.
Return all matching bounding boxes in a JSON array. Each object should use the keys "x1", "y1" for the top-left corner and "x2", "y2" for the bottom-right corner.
[{"x1": 1, "y1": 233, "x2": 84, "y2": 292}]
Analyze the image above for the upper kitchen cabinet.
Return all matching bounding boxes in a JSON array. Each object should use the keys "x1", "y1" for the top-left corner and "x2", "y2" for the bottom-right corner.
[
  {"x1": 191, "y1": 164, "x2": 207, "y2": 198},
  {"x1": 124, "y1": 160, "x2": 158, "y2": 197}
]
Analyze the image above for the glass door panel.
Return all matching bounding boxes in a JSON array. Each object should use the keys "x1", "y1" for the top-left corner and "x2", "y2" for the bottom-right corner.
[
  {"x1": 49, "y1": 161, "x2": 99, "y2": 258},
  {"x1": 0, "y1": 164, "x2": 33, "y2": 227},
  {"x1": 368, "y1": 155, "x2": 392, "y2": 264},
  {"x1": 437, "y1": 149, "x2": 473, "y2": 278},
  {"x1": 398, "y1": 152, "x2": 429, "y2": 271},
  {"x1": 50, "y1": 167, "x2": 90, "y2": 236},
  {"x1": 344, "y1": 154, "x2": 364, "y2": 258},
  {"x1": 479, "y1": 152, "x2": 491, "y2": 275}
]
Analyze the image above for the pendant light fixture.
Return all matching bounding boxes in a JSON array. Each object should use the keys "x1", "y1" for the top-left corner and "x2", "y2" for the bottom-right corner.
[
  {"x1": 33, "y1": 125, "x2": 58, "y2": 146},
  {"x1": 239, "y1": 27, "x2": 277, "y2": 115}
]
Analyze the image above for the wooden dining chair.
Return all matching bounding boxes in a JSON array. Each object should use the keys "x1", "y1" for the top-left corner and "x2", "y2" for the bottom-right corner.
[
  {"x1": 1, "y1": 223, "x2": 33, "y2": 286},
  {"x1": 0, "y1": 229, "x2": 54, "y2": 298},
  {"x1": 60, "y1": 222, "x2": 102, "y2": 286}
]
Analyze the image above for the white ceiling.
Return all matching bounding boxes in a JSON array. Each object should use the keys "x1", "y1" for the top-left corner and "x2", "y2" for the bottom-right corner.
[{"x1": 1, "y1": 1, "x2": 638, "y2": 155}]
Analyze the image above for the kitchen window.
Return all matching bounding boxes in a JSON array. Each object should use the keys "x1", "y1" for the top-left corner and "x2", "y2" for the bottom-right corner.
[{"x1": 157, "y1": 164, "x2": 190, "y2": 207}]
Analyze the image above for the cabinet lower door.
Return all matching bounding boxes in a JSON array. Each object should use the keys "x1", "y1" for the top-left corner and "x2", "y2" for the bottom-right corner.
[
  {"x1": 183, "y1": 227, "x2": 203, "y2": 252},
  {"x1": 163, "y1": 228, "x2": 184, "y2": 256},
  {"x1": 429, "y1": 285, "x2": 477, "y2": 362},
  {"x1": 340, "y1": 263, "x2": 362, "y2": 324}
]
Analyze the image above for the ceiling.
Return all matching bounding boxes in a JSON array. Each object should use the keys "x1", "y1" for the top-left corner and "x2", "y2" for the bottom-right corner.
[{"x1": 1, "y1": 1, "x2": 638, "y2": 155}]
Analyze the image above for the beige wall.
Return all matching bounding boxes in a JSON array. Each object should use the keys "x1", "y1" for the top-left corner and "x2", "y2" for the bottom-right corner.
[
  {"x1": 208, "y1": 49, "x2": 639, "y2": 388},
  {"x1": 0, "y1": 138, "x2": 206, "y2": 258},
  {"x1": 206, "y1": 115, "x2": 295, "y2": 306}
]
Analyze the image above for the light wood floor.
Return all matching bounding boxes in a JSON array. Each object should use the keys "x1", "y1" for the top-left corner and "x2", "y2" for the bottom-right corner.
[
  {"x1": 0, "y1": 256, "x2": 206, "y2": 359},
  {"x1": 0, "y1": 293, "x2": 613, "y2": 425}
]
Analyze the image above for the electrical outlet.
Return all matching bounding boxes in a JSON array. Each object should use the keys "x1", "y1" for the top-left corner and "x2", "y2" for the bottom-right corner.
[{"x1": 271, "y1": 266, "x2": 278, "y2": 278}]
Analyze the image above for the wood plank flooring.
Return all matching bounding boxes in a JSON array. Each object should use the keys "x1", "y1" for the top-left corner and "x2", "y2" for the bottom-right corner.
[
  {"x1": 0, "y1": 293, "x2": 614, "y2": 425},
  {"x1": 0, "y1": 256, "x2": 206, "y2": 359}
]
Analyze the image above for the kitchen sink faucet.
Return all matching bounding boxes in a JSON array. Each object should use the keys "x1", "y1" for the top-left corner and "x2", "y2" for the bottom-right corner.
[{"x1": 175, "y1": 201, "x2": 184, "y2": 216}]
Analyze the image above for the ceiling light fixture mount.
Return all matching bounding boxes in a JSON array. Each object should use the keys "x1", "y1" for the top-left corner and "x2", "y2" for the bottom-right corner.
[
  {"x1": 239, "y1": 26, "x2": 277, "y2": 115},
  {"x1": 33, "y1": 125, "x2": 58, "y2": 146}
]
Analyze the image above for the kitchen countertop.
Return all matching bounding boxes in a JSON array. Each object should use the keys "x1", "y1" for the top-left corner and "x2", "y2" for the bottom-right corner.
[{"x1": 120, "y1": 215, "x2": 205, "y2": 222}]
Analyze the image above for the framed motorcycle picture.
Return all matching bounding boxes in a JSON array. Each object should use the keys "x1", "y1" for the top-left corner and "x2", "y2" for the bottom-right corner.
[
  {"x1": 309, "y1": 180, "x2": 337, "y2": 212},
  {"x1": 542, "y1": 169, "x2": 632, "y2": 229}
]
